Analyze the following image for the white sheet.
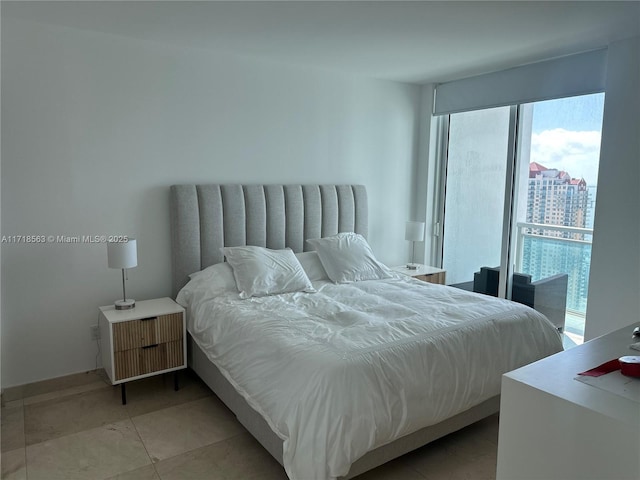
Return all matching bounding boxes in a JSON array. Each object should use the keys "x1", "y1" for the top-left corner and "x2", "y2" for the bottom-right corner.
[{"x1": 178, "y1": 274, "x2": 563, "y2": 480}]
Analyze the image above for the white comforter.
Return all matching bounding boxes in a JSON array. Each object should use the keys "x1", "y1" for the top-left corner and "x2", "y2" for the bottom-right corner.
[{"x1": 179, "y1": 273, "x2": 562, "y2": 480}]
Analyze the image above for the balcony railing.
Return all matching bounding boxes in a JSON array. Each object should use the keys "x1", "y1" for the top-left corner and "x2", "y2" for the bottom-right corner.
[{"x1": 515, "y1": 222, "x2": 593, "y2": 315}]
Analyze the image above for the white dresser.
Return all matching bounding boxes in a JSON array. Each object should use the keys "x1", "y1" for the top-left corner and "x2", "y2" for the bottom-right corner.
[{"x1": 496, "y1": 323, "x2": 640, "y2": 480}]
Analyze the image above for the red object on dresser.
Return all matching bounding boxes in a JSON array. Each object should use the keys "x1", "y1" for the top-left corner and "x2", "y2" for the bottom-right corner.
[{"x1": 618, "y1": 356, "x2": 640, "y2": 378}]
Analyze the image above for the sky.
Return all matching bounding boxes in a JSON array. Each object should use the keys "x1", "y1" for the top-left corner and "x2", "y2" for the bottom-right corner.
[{"x1": 529, "y1": 93, "x2": 605, "y2": 185}]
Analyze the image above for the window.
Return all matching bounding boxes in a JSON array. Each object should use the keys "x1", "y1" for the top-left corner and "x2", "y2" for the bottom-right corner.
[{"x1": 438, "y1": 93, "x2": 604, "y2": 343}]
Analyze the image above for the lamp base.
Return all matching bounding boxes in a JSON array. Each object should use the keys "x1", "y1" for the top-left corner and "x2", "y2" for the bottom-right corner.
[
  {"x1": 405, "y1": 263, "x2": 418, "y2": 270},
  {"x1": 115, "y1": 299, "x2": 136, "y2": 310}
]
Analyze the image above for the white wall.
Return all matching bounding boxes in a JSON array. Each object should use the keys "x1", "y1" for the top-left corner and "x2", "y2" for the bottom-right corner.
[
  {"x1": 1, "y1": 18, "x2": 420, "y2": 387},
  {"x1": 585, "y1": 36, "x2": 640, "y2": 340}
]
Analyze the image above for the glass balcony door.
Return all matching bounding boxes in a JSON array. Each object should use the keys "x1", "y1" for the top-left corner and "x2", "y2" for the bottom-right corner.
[
  {"x1": 441, "y1": 106, "x2": 515, "y2": 294},
  {"x1": 511, "y1": 94, "x2": 604, "y2": 344},
  {"x1": 439, "y1": 94, "x2": 604, "y2": 344}
]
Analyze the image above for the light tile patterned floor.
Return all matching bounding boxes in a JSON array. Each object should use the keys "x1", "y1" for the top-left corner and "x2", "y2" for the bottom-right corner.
[{"x1": 1, "y1": 369, "x2": 500, "y2": 480}]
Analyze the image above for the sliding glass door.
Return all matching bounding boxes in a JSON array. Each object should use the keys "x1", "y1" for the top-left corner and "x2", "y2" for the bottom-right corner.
[
  {"x1": 440, "y1": 93, "x2": 604, "y2": 343},
  {"x1": 511, "y1": 94, "x2": 604, "y2": 343},
  {"x1": 442, "y1": 106, "x2": 512, "y2": 290}
]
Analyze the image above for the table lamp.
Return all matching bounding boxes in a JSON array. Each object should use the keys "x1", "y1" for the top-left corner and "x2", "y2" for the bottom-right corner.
[
  {"x1": 107, "y1": 239, "x2": 137, "y2": 310},
  {"x1": 405, "y1": 221, "x2": 425, "y2": 270}
]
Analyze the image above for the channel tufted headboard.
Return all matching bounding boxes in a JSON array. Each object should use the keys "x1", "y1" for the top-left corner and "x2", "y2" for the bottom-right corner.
[{"x1": 169, "y1": 184, "x2": 368, "y2": 297}]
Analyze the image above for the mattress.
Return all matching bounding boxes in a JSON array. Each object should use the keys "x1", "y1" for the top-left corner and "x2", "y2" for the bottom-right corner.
[{"x1": 178, "y1": 268, "x2": 563, "y2": 480}]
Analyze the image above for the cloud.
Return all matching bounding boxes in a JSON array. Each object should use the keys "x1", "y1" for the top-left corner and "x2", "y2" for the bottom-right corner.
[{"x1": 530, "y1": 129, "x2": 601, "y2": 185}]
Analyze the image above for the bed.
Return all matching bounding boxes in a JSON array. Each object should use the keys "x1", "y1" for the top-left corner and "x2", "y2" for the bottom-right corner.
[{"x1": 170, "y1": 184, "x2": 563, "y2": 480}]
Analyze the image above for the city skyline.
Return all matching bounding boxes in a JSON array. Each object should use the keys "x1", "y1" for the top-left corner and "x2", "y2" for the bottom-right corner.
[
  {"x1": 525, "y1": 161, "x2": 589, "y2": 235},
  {"x1": 522, "y1": 161, "x2": 592, "y2": 315}
]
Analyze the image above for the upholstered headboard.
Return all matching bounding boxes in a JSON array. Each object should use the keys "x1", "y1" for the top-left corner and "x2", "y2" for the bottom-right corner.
[{"x1": 170, "y1": 184, "x2": 368, "y2": 297}]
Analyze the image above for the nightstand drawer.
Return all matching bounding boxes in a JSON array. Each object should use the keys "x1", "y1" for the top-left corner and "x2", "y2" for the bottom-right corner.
[
  {"x1": 391, "y1": 265, "x2": 447, "y2": 285},
  {"x1": 113, "y1": 313, "x2": 182, "y2": 351},
  {"x1": 416, "y1": 272, "x2": 446, "y2": 285},
  {"x1": 114, "y1": 339, "x2": 184, "y2": 381}
]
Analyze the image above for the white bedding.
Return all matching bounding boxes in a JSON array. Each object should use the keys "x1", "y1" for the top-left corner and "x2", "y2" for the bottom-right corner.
[{"x1": 178, "y1": 271, "x2": 563, "y2": 480}]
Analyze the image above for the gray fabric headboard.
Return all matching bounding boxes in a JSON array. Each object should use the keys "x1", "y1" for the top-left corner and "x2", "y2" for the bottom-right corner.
[{"x1": 170, "y1": 184, "x2": 368, "y2": 297}]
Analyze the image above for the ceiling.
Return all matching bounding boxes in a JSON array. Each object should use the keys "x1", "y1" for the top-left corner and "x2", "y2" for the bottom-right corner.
[{"x1": 3, "y1": 1, "x2": 639, "y2": 84}]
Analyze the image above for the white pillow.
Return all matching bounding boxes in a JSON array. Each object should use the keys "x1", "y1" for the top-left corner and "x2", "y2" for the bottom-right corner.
[
  {"x1": 306, "y1": 232, "x2": 392, "y2": 283},
  {"x1": 188, "y1": 262, "x2": 236, "y2": 285},
  {"x1": 295, "y1": 251, "x2": 329, "y2": 282},
  {"x1": 222, "y1": 246, "x2": 315, "y2": 299},
  {"x1": 176, "y1": 262, "x2": 238, "y2": 306}
]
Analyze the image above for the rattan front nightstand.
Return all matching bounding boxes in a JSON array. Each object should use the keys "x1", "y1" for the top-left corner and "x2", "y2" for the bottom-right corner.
[
  {"x1": 99, "y1": 297, "x2": 186, "y2": 404},
  {"x1": 391, "y1": 265, "x2": 447, "y2": 285}
]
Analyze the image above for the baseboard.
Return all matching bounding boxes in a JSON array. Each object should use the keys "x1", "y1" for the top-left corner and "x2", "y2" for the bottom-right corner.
[{"x1": 1, "y1": 369, "x2": 107, "y2": 403}]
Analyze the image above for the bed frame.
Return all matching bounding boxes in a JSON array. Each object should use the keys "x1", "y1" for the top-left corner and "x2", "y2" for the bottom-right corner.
[{"x1": 170, "y1": 184, "x2": 499, "y2": 479}]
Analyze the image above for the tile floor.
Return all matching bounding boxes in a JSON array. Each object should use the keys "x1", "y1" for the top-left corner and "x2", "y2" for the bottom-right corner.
[{"x1": 1, "y1": 369, "x2": 500, "y2": 480}]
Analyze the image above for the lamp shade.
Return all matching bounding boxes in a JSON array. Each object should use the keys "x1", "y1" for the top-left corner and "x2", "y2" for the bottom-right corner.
[
  {"x1": 405, "y1": 221, "x2": 425, "y2": 242},
  {"x1": 107, "y1": 239, "x2": 137, "y2": 269}
]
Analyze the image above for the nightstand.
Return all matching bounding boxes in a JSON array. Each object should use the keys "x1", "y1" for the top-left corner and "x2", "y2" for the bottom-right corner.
[
  {"x1": 99, "y1": 297, "x2": 186, "y2": 405},
  {"x1": 391, "y1": 264, "x2": 447, "y2": 285}
]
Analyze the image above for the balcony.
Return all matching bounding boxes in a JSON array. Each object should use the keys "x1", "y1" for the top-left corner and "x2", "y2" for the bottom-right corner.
[{"x1": 515, "y1": 222, "x2": 592, "y2": 344}]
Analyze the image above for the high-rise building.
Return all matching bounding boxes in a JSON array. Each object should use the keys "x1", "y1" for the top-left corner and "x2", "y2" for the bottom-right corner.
[
  {"x1": 522, "y1": 162, "x2": 591, "y2": 312},
  {"x1": 526, "y1": 162, "x2": 589, "y2": 240}
]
